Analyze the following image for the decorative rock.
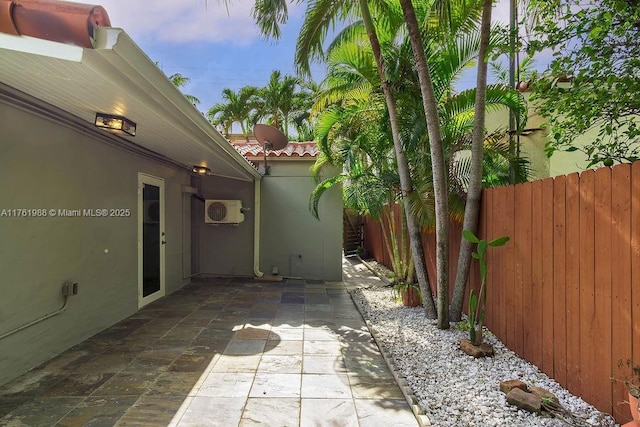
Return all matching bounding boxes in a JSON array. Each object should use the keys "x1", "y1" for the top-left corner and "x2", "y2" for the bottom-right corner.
[
  {"x1": 460, "y1": 339, "x2": 494, "y2": 358},
  {"x1": 530, "y1": 386, "x2": 559, "y2": 404},
  {"x1": 500, "y1": 379, "x2": 528, "y2": 395},
  {"x1": 349, "y1": 279, "x2": 619, "y2": 426},
  {"x1": 506, "y1": 388, "x2": 542, "y2": 413}
]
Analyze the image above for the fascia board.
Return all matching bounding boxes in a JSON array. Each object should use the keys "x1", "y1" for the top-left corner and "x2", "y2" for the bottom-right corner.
[
  {"x1": 90, "y1": 27, "x2": 261, "y2": 181},
  {"x1": 0, "y1": 32, "x2": 83, "y2": 61}
]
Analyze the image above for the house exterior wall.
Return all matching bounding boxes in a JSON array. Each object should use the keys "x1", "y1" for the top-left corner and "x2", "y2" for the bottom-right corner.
[
  {"x1": 194, "y1": 176, "x2": 255, "y2": 276},
  {"x1": 0, "y1": 101, "x2": 190, "y2": 385},
  {"x1": 259, "y1": 161, "x2": 342, "y2": 281},
  {"x1": 486, "y1": 94, "x2": 602, "y2": 180},
  {"x1": 485, "y1": 96, "x2": 551, "y2": 180}
]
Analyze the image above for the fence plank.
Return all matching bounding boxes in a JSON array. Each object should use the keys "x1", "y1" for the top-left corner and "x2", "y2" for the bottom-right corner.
[
  {"x1": 610, "y1": 164, "x2": 632, "y2": 421},
  {"x1": 490, "y1": 185, "x2": 506, "y2": 340},
  {"x1": 514, "y1": 183, "x2": 532, "y2": 358},
  {"x1": 529, "y1": 179, "x2": 544, "y2": 369},
  {"x1": 565, "y1": 173, "x2": 582, "y2": 393},
  {"x1": 448, "y1": 220, "x2": 462, "y2": 300},
  {"x1": 579, "y1": 170, "x2": 596, "y2": 406},
  {"x1": 492, "y1": 185, "x2": 513, "y2": 343},
  {"x1": 422, "y1": 230, "x2": 437, "y2": 297},
  {"x1": 363, "y1": 216, "x2": 384, "y2": 263},
  {"x1": 484, "y1": 188, "x2": 497, "y2": 331},
  {"x1": 538, "y1": 178, "x2": 564, "y2": 377},
  {"x1": 473, "y1": 190, "x2": 485, "y2": 310},
  {"x1": 633, "y1": 162, "x2": 640, "y2": 388},
  {"x1": 592, "y1": 167, "x2": 613, "y2": 412},
  {"x1": 553, "y1": 175, "x2": 567, "y2": 386}
]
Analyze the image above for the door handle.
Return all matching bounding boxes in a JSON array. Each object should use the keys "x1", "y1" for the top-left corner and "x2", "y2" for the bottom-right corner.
[{"x1": 161, "y1": 240, "x2": 167, "y2": 245}]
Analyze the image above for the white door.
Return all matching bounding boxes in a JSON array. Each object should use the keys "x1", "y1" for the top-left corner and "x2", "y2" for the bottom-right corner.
[{"x1": 138, "y1": 173, "x2": 165, "y2": 307}]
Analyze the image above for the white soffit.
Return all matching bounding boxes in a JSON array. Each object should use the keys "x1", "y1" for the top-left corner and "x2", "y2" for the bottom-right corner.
[{"x1": 0, "y1": 28, "x2": 260, "y2": 181}]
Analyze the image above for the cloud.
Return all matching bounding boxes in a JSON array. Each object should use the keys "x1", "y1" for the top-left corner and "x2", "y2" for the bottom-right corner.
[
  {"x1": 493, "y1": 0, "x2": 511, "y2": 25},
  {"x1": 72, "y1": 0, "x2": 283, "y2": 45}
]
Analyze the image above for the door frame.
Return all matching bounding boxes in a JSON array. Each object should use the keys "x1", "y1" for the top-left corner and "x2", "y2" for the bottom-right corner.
[{"x1": 138, "y1": 173, "x2": 166, "y2": 308}]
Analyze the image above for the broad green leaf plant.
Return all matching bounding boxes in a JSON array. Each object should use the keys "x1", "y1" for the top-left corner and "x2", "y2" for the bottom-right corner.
[{"x1": 462, "y1": 229, "x2": 509, "y2": 346}]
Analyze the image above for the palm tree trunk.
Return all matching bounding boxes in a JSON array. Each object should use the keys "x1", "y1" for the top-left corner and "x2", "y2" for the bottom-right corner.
[
  {"x1": 451, "y1": 0, "x2": 493, "y2": 322},
  {"x1": 398, "y1": 0, "x2": 449, "y2": 328},
  {"x1": 358, "y1": 0, "x2": 437, "y2": 319}
]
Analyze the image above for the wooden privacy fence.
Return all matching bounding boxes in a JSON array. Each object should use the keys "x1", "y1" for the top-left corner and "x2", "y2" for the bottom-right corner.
[{"x1": 362, "y1": 162, "x2": 640, "y2": 423}]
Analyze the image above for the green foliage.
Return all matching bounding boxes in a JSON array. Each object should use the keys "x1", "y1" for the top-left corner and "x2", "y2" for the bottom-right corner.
[
  {"x1": 207, "y1": 71, "x2": 317, "y2": 141},
  {"x1": 462, "y1": 229, "x2": 509, "y2": 344},
  {"x1": 392, "y1": 281, "x2": 422, "y2": 305},
  {"x1": 207, "y1": 86, "x2": 259, "y2": 138},
  {"x1": 455, "y1": 320, "x2": 471, "y2": 332},
  {"x1": 528, "y1": 0, "x2": 640, "y2": 167},
  {"x1": 167, "y1": 72, "x2": 201, "y2": 106},
  {"x1": 613, "y1": 358, "x2": 640, "y2": 398}
]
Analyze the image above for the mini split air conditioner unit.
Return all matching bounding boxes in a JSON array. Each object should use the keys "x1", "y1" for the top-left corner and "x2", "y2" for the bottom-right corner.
[{"x1": 205, "y1": 200, "x2": 245, "y2": 224}]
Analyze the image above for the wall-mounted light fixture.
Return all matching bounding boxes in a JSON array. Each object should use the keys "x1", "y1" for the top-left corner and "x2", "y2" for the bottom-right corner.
[
  {"x1": 94, "y1": 113, "x2": 136, "y2": 136},
  {"x1": 192, "y1": 165, "x2": 211, "y2": 175}
]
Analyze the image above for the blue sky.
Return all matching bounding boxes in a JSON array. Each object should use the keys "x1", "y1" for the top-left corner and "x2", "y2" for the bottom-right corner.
[
  {"x1": 82, "y1": 1, "x2": 326, "y2": 114},
  {"x1": 76, "y1": 1, "x2": 521, "y2": 116}
]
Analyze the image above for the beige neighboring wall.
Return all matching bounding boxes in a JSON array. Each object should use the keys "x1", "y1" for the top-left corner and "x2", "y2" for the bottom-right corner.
[
  {"x1": 486, "y1": 92, "x2": 607, "y2": 180},
  {"x1": 0, "y1": 99, "x2": 190, "y2": 385},
  {"x1": 485, "y1": 93, "x2": 550, "y2": 180}
]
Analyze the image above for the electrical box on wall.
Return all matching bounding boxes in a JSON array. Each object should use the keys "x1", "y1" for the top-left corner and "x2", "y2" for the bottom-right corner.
[{"x1": 205, "y1": 200, "x2": 245, "y2": 224}]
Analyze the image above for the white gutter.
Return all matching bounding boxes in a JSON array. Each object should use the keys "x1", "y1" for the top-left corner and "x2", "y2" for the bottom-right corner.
[{"x1": 253, "y1": 179, "x2": 264, "y2": 278}]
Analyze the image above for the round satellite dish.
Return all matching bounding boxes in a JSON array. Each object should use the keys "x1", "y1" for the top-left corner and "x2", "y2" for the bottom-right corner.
[{"x1": 253, "y1": 124, "x2": 289, "y2": 151}]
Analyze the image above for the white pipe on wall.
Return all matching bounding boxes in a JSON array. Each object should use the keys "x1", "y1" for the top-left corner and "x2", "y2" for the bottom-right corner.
[
  {"x1": 0, "y1": 285, "x2": 71, "y2": 341},
  {"x1": 253, "y1": 179, "x2": 264, "y2": 277}
]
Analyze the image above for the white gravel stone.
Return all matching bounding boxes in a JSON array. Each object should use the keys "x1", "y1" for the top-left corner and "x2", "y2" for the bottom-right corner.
[{"x1": 349, "y1": 284, "x2": 619, "y2": 427}]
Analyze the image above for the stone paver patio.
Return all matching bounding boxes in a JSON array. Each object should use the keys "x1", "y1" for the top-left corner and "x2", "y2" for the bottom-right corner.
[{"x1": 0, "y1": 259, "x2": 417, "y2": 426}]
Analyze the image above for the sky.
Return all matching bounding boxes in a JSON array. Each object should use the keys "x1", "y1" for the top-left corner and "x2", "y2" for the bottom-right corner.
[{"x1": 73, "y1": 0, "x2": 523, "y2": 116}]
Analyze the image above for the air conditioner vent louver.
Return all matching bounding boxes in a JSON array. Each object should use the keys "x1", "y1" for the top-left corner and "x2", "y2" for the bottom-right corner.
[
  {"x1": 205, "y1": 200, "x2": 244, "y2": 224},
  {"x1": 207, "y1": 201, "x2": 227, "y2": 222}
]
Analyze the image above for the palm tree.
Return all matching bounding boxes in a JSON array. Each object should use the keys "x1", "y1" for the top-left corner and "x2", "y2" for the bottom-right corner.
[
  {"x1": 252, "y1": 70, "x2": 309, "y2": 138},
  {"x1": 169, "y1": 72, "x2": 201, "y2": 106},
  {"x1": 246, "y1": 0, "x2": 528, "y2": 324},
  {"x1": 396, "y1": 0, "x2": 528, "y2": 323},
  {"x1": 289, "y1": 80, "x2": 320, "y2": 141},
  {"x1": 449, "y1": 0, "x2": 499, "y2": 322},
  {"x1": 398, "y1": 0, "x2": 457, "y2": 327},
  {"x1": 292, "y1": 0, "x2": 439, "y2": 319},
  {"x1": 308, "y1": 85, "x2": 415, "y2": 286},
  {"x1": 207, "y1": 86, "x2": 258, "y2": 140}
]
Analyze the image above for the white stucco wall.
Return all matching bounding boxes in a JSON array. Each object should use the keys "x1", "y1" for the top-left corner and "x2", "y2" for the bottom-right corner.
[{"x1": 0, "y1": 100, "x2": 191, "y2": 385}]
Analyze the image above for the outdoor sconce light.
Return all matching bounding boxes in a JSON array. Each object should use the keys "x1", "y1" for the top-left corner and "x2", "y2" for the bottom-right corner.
[
  {"x1": 94, "y1": 113, "x2": 136, "y2": 136},
  {"x1": 192, "y1": 165, "x2": 211, "y2": 175}
]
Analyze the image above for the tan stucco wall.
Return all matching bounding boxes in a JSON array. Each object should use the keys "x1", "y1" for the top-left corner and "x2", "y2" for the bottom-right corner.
[
  {"x1": 486, "y1": 93, "x2": 602, "y2": 179},
  {"x1": 194, "y1": 176, "x2": 255, "y2": 276},
  {"x1": 0, "y1": 101, "x2": 190, "y2": 385},
  {"x1": 485, "y1": 95, "x2": 551, "y2": 180},
  {"x1": 259, "y1": 161, "x2": 343, "y2": 281}
]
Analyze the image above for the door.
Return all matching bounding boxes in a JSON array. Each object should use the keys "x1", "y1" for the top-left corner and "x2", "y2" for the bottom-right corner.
[{"x1": 138, "y1": 173, "x2": 165, "y2": 307}]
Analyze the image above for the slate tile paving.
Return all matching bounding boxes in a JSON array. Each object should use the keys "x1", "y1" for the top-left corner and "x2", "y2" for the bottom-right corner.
[{"x1": 0, "y1": 262, "x2": 417, "y2": 426}]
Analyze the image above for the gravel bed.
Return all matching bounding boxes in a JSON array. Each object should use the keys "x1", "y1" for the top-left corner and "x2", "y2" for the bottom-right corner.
[{"x1": 349, "y1": 263, "x2": 618, "y2": 427}]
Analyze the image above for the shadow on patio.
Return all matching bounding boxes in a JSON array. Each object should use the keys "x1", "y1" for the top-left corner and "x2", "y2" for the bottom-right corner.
[{"x1": 0, "y1": 264, "x2": 417, "y2": 426}]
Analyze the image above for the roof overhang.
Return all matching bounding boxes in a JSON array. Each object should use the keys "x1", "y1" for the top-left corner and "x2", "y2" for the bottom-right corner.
[{"x1": 0, "y1": 26, "x2": 261, "y2": 181}]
